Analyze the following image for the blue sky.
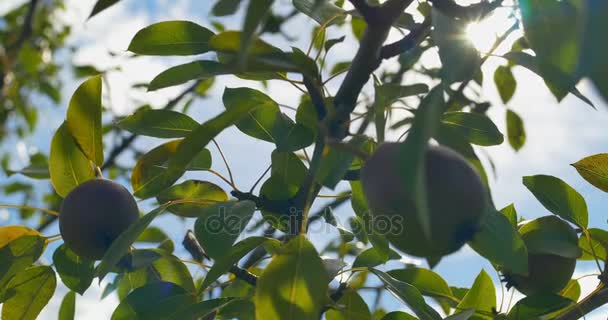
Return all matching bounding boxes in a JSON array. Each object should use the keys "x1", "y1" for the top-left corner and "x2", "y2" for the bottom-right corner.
[{"x1": 1, "y1": 0, "x2": 607, "y2": 318}]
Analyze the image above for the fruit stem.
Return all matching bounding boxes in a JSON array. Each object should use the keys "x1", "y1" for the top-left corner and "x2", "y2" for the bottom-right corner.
[{"x1": 0, "y1": 204, "x2": 59, "y2": 216}]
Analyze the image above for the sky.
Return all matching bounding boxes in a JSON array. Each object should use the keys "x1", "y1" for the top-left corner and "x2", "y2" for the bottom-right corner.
[{"x1": 1, "y1": 0, "x2": 608, "y2": 319}]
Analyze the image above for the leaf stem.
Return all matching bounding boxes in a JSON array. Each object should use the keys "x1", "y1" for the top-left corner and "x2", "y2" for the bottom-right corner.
[{"x1": 0, "y1": 204, "x2": 59, "y2": 217}]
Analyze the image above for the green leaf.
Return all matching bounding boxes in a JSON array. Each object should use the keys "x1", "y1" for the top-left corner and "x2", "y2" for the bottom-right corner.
[
  {"x1": 578, "y1": 228, "x2": 608, "y2": 261},
  {"x1": 111, "y1": 282, "x2": 196, "y2": 320},
  {"x1": 157, "y1": 97, "x2": 262, "y2": 197},
  {"x1": 131, "y1": 140, "x2": 212, "y2": 198},
  {"x1": 212, "y1": 0, "x2": 243, "y2": 16},
  {"x1": 523, "y1": 175, "x2": 588, "y2": 229},
  {"x1": 128, "y1": 21, "x2": 214, "y2": 56},
  {"x1": 369, "y1": 269, "x2": 441, "y2": 320},
  {"x1": 2, "y1": 266, "x2": 56, "y2": 320},
  {"x1": 96, "y1": 205, "x2": 168, "y2": 281},
  {"x1": 494, "y1": 66, "x2": 516, "y2": 104},
  {"x1": 272, "y1": 113, "x2": 315, "y2": 152},
  {"x1": 271, "y1": 150, "x2": 307, "y2": 187},
  {"x1": 518, "y1": 0, "x2": 582, "y2": 81},
  {"x1": 381, "y1": 311, "x2": 419, "y2": 320},
  {"x1": 157, "y1": 180, "x2": 229, "y2": 217},
  {"x1": 148, "y1": 61, "x2": 229, "y2": 91},
  {"x1": 352, "y1": 247, "x2": 401, "y2": 268},
  {"x1": 136, "y1": 227, "x2": 169, "y2": 243},
  {"x1": 0, "y1": 235, "x2": 46, "y2": 290},
  {"x1": 581, "y1": 0, "x2": 608, "y2": 102},
  {"x1": 6, "y1": 153, "x2": 50, "y2": 179},
  {"x1": 66, "y1": 75, "x2": 104, "y2": 166},
  {"x1": 49, "y1": 122, "x2": 96, "y2": 197},
  {"x1": 254, "y1": 235, "x2": 329, "y2": 320},
  {"x1": 432, "y1": 9, "x2": 480, "y2": 84},
  {"x1": 560, "y1": 280, "x2": 581, "y2": 302},
  {"x1": 468, "y1": 209, "x2": 528, "y2": 275},
  {"x1": 507, "y1": 294, "x2": 573, "y2": 320},
  {"x1": 398, "y1": 85, "x2": 445, "y2": 246},
  {"x1": 387, "y1": 268, "x2": 454, "y2": 300},
  {"x1": 195, "y1": 200, "x2": 255, "y2": 259},
  {"x1": 504, "y1": 51, "x2": 594, "y2": 108},
  {"x1": 326, "y1": 289, "x2": 371, "y2": 320},
  {"x1": 499, "y1": 203, "x2": 518, "y2": 227},
  {"x1": 129, "y1": 249, "x2": 195, "y2": 293},
  {"x1": 506, "y1": 110, "x2": 526, "y2": 151},
  {"x1": 441, "y1": 112, "x2": 504, "y2": 146},
  {"x1": 317, "y1": 136, "x2": 368, "y2": 189},
  {"x1": 240, "y1": 0, "x2": 274, "y2": 65},
  {"x1": 223, "y1": 87, "x2": 280, "y2": 142},
  {"x1": 201, "y1": 237, "x2": 279, "y2": 290},
  {"x1": 519, "y1": 215, "x2": 581, "y2": 259},
  {"x1": 89, "y1": 0, "x2": 120, "y2": 18},
  {"x1": 117, "y1": 108, "x2": 199, "y2": 138},
  {"x1": 571, "y1": 153, "x2": 608, "y2": 192},
  {"x1": 52, "y1": 244, "x2": 95, "y2": 294},
  {"x1": 293, "y1": 0, "x2": 346, "y2": 25},
  {"x1": 456, "y1": 270, "x2": 495, "y2": 320},
  {"x1": 58, "y1": 291, "x2": 76, "y2": 320},
  {"x1": 168, "y1": 298, "x2": 234, "y2": 320},
  {"x1": 445, "y1": 310, "x2": 475, "y2": 320}
]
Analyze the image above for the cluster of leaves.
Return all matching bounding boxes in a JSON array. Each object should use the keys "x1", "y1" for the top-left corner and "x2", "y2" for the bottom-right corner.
[{"x1": 1, "y1": 0, "x2": 608, "y2": 319}]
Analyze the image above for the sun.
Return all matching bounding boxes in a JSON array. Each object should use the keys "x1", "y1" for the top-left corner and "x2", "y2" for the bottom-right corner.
[{"x1": 465, "y1": 9, "x2": 516, "y2": 53}]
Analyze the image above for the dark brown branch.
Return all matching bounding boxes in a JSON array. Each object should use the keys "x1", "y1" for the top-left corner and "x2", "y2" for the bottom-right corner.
[
  {"x1": 348, "y1": 0, "x2": 381, "y2": 23},
  {"x1": 381, "y1": 19, "x2": 432, "y2": 60},
  {"x1": 554, "y1": 286, "x2": 608, "y2": 320},
  {"x1": 6, "y1": 0, "x2": 40, "y2": 54},
  {"x1": 302, "y1": 76, "x2": 327, "y2": 120},
  {"x1": 182, "y1": 230, "x2": 258, "y2": 287}
]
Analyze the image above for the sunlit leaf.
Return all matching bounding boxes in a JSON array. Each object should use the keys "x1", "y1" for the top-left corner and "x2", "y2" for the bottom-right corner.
[
  {"x1": 571, "y1": 153, "x2": 608, "y2": 192},
  {"x1": 455, "y1": 269, "x2": 495, "y2": 320},
  {"x1": 128, "y1": 21, "x2": 214, "y2": 56},
  {"x1": 494, "y1": 66, "x2": 516, "y2": 104},
  {"x1": 326, "y1": 290, "x2": 371, "y2": 320},
  {"x1": 387, "y1": 268, "x2": 454, "y2": 300},
  {"x1": 0, "y1": 226, "x2": 41, "y2": 249},
  {"x1": 578, "y1": 228, "x2": 608, "y2": 261},
  {"x1": 58, "y1": 291, "x2": 76, "y2": 320},
  {"x1": 111, "y1": 282, "x2": 195, "y2": 320},
  {"x1": 53, "y1": 244, "x2": 95, "y2": 294},
  {"x1": 506, "y1": 110, "x2": 526, "y2": 151},
  {"x1": 117, "y1": 108, "x2": 199, "y2": 138},
  {"x1": 441, "y1": 112, "x2": 504, "y2": 146},
  {"x1": 507, "y1": 293, "x2": 573, "y2": 319},
  {"x1": 293, "y1": 0, "x2": 346, "y2": 25},
  {"x1": 1, "y1": 266, "x2": 56, "y2": 320},
  {"x1": 157, "y1": 180, "x2": 229, "y2": 217}
]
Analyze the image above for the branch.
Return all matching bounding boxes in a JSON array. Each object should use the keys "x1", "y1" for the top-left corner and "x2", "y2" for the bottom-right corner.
[
  {"x1": 428, "y1": 0, "x2": 504, "y2": 20},
  {"x1": 553, "y1": 285, "x2": 608, "y2": 320},
  {"x1": 6, "y1": 0, "x2": 40, "y2": 54},
  {"x1": 381, "y1": 19, "x2": 432, "y2": 60},
  {"x1": 182, "y1": 230, "x2": 258, "y2": 287},
  {"x1": 348, "y1": 0, "x2": 381, "y2": 23}
]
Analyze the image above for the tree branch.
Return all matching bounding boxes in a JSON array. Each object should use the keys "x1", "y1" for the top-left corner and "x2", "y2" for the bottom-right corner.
[
  {"x1": 553, "y1": 285, "x2": 608, "y2": 320},
  {"x1": 6, "y1": 0, "x2": 40, "y2": 54},
  {"x1": 381, "y1": 19, "x2": 432, "y2": 60}
]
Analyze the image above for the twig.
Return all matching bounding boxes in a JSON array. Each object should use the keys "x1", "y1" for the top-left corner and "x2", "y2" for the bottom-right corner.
[
  {"x1": 381, "y1": 19, "x2": 432, "y2": 60},
  {"x1": 211, "y1": 139, "x2": 236, "y2": 188},
  {"x1": 6, "y1": 0, "x2": 40, "y2": 54}
]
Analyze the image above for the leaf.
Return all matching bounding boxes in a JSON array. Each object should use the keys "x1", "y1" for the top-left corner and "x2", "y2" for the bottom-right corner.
[
  {"x1": 293, "y1": 0, "x2": 346, "y2": 25},
  {"x1": 2, "y1": 266, "x2": 56, "y2": 320},
  {"x1": 66, "y1": 75, "x2": 104, "y2": 166},
  {"x1": 326, "y1": 290, "x2": 371, "y2": 320},
  {"x1": 223, "y1": 87, "x2": 280, "y2": 142},
  {"x1": 128, "y1": 21, "x2": 214, "y2": 56},
  {"x1": 131, "y1": 140, "x2": 212, "y2": 198},
  {"x1": 494, "y1": 66, "x2": 516, "y2": 104},
  {"x1": 506, "y1": 109, "x2": 526, "y2": 151},
  {"x1": 387, "y1": 268, "x2": 454, "y2": 300},
  {"x1": 441, "y1": 112, "x2": 504, "y2": 146},
  {"x1": 155, "y1": 96, "x2": 262, "y2": 197},
  {"x1": 111, "y1": 282, "x2": 196, "y2": 320},
  {"x1": 445, "y1": 310, "x2": 475, "y2": 320},
  {"x1": 129, "y1": 249, "x2": 196, "y2": 293},
  {"x1": 578, "y1": 228, "x2": 608, "y2": 261},
  {"x1": 456, "y1": 270, "x2": 495, "y2": 320},
  {"x1": 254, "y1": 235, "x2": 329, "y2": 320},
  {"x1": 571, "y1": 153, "x2": 608, "y2": 192},
  {"x1": 58, "y1": 291, "x2": 76, "y2": 320},
  {"x1": 381, "y1": 312, "x2": 419, "y2": 320},
  {"x1": 352, "y1": 247, "x2": 401, "y2": 268},
  {"x1": 503, "y1": 51, "x2": 594, "y2": 108},
  {"x1": 432, "y1": 9, "x2": 481, "y2": 84},
  {"x1": 157, "y1": 180, "x2": 229, "y2": 217},
  {"x1": 212, "y1": 0, "x2": 243, "y2": 16},
  {"x1": 89, "y1": 0, "x2": 120, "y2": 18},
  {"x1": 0, "y1": 235, "x2": 47, "y2": 290},
  {"x1": 499, "y1": 203, "x2": 518, "y2": 227},
  {"x1": 148, "y1": 60, "x2": 229, "y2": 91},
  {"x1": 271, "y1": 150, "x2": 307, "y2": 187},
  {"x1": 507, "y1": 294, "x2": 573, "y2": 320},
  {"x1": 136, "y1": 227, "x2": 169, "y2": 243},
  {"x1": 468, "y1": 208, "x2": 528, "y2": 275},
  {"x1": 167, "y1": 298, "x2": 234, "y2": 320},
  {"x1": 6, "y1": 153, "x2": 50, "y2": 179},
  {"x1": 0, "y1": 226, "x2": 41, "y2": 248},
  {"x1": 581, "y1": 0, "x2": 608, "y2": 102},
  {"x1": 519, "y1": 215, "x2": 581, "y2": 259},
  {"x1": 317, "y1": 136, "x2": 368, "y2": 189},
  {"x1": 523, "y1": 175, "x2": 588, "y2": 229},
  {"x1": 50, "y1": 122, "x2": 95, "y2": 198},
  {"x1": 398, "y1": 85, "x2": 445, "y2": 246},
  {"x1": 369, "y1": 269, "x2": 442, "y2": 320},
  {"x1": 272, "y1": 113, "x2": 315, "y2": 152},
  {"x1": 117, "y1": 108, "x2": 199, "y2": 138},
  {"x1": 201, "y1": 237, "x2": 279, "y2": 290},
  {"x1": 53, "y1": 244, "x2": 95, "y2": 294},
  {"x1": 195, "y1": 200, "x2": 255, "y2": 259},
  {"x1": 240, "y1": 0, "x2": 274, "y2": 65},
  {"x1": 96, "y1": 205, "x2": 168, "y2": 281}
]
